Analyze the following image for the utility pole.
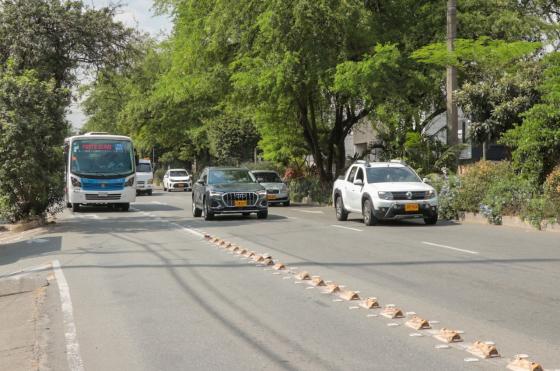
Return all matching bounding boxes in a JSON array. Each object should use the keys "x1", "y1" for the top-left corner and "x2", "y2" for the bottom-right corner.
[{"x1": 446, "y1": 0, "x2": 459, "y2": 146}]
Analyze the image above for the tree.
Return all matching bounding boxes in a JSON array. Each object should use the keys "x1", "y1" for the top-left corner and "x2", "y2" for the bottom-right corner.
[
  {"x1": 207, "y1": 114, "x2": 259, "y2": 166},
  {"x1": 0, "y1": 0, "x2": 138, "y2": 88},
  {"x1": 0, "y1": 64, "x2": 68, "y2": 222},
  {"x1": 0, "y1": 0, "x2": 137, "y2": 221},
  {"x1": 501, "y1": 52, "x2": 560, "y2": 183}
]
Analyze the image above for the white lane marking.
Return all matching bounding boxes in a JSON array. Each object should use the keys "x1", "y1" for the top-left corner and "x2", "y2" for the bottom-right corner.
[
  {"x1": 52, "y1": 260, "x2": 85, "y2": 371},
  {"x1": 169, "y1": 222, "x2": 205, "y2": 238},
  {"x1": 295, "y1": 209, "x2": 324, "y2": 214},
  {"x1": 421, "y1": 241, "x2": 479, "y2": 255},
  {"x1": 150, "y1": 201, "x2": 168, "y2": 205},
  {"x1": 331, "y1": 225, "x2": 363, "y2": 232}
]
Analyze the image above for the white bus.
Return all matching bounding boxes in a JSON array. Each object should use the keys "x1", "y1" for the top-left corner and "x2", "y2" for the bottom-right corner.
[{"x1": 64, "y1": 133, "x2": 136, "y2": 212}]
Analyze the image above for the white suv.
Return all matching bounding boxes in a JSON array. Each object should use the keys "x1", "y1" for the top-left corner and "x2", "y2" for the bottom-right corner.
[{"x1": 332, "y1": 161, "x2": 438, "y2": 225}]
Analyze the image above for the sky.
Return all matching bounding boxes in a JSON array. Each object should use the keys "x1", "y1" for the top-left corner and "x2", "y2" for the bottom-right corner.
[{"x1": 68, "y1": 0, "x2": 173, "y2": 130}]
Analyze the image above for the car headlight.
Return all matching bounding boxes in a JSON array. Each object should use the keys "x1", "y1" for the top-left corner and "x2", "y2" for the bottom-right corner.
[
  {"x1": 209, "y1": 191, "x2": 224, "y2": 197},
  {"x1": 71, "y1": 176, "x2": 81, "y2": 188},
  {"x1": 378, "y1": 191, "x2": 393, "y2": 200},
  {"x1": 125, "y1": 176, "x2": 135, "y2": 187},
  {"x1": 257, "y1": 190, "x2": 267, "y2": 197},
  {"x1": 426, "y1": 190, "x2": 436, "y2": 199}
]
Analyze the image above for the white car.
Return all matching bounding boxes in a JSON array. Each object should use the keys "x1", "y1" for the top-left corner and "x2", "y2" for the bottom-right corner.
[
  {"x1": 163, "y1": 169, "x2": 191, "y2": 192},
  {"x1": 251, "y1": 170, "x2": 290, "y2": 206},
  {"x1": 332, "y1": 160, "x2": 438, "y2": 225},
  {"x1": 136, "y1": 159, "x2": 154, "y2": 196}
]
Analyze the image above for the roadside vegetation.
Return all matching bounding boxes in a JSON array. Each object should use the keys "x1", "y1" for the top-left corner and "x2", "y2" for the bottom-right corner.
[{"x1": 1, "y1": 0, "x2": 560, "y2": 227}]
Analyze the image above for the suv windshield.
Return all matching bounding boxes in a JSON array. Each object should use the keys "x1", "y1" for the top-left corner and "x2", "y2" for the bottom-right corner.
[
  {"x1": 254, "y1": 172, "x2": 282, "y2": 183},
  {"x1": 137, "y1": 163, "x2": 152, "y2": 173},
  {"x1": 366, "y1": 167, "x2": 420, "y2": 183},
  {"x1": 208, "y1": 169, "x2": 255, "y2": 185},
  {"x1": 170, "y1": 171, "x2": 188, "y2": 177},
  {"x1": 71, "y1": 139, "x2": 134, "y2": 177}
]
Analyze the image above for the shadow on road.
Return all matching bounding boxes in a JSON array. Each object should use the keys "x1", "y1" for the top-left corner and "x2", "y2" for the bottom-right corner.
[{"x1": 0, "y1": 236, "x2": 62, "y2": 267}]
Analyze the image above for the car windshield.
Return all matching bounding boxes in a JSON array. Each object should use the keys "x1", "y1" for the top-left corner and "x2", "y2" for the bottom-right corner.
[
  {"x1": 137, "y1": 163, "x2": 152, "y2": 173},
  {"x1": 170, "y1": 171, "x2": 188, "y2": 177},
  {"x1": 71, "y1": 139, "x2": 134, "y2": 177},
  {"x1": 254, "y1": 172, "x2": 282, "y2": 183},
  {"x1": 208, "y1": 169, "x2": 255, "y2": 185},
  {"x1": 366, "y1": 166, "x2": 420, "y2": 183}
]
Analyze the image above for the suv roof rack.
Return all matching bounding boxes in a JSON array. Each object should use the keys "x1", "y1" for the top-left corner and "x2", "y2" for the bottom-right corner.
[
  {"x1": 84, "y1": 132, "x2": 109, "y2": 136},
  {"x1": 390, "y1": 159, "x2": 406, "y2": 164}
]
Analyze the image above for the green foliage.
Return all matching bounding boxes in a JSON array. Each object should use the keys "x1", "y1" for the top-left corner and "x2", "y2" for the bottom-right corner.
[
  {"x1": 501, "y1": 53, "x2": 560, "y2": 182},
  {"x1": 0, "y1": 0, "x2": 138, "y2": 88},
  {"x1": 544, "y1": 166, "x2": 560, "y2": 217},
  {"x1": 287, "y1": 177, "x2": 332, "y2": 205},
  {"x1": 454, "y1": 161, "x2": 511, "y2": 213},
  {"x1": 0, "y1": 65, "x2": 68, "y2": 222},
  {"x1": 206, "y1": 115, "x2": 259, "y2": 166}
]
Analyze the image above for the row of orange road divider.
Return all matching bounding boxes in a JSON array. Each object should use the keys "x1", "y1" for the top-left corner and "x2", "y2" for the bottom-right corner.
[{"x1": 203, "y1": 234, "x2": 545, "y2": 371}]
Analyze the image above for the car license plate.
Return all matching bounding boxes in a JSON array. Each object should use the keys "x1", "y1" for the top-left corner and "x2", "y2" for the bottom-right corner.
[
  {"x1": 98, "y1": 192, "x2": 108, "y2": 197},
  {"x1": 234, "y1": 200, "x2": 248, "y2": 207},
  {"x1": 267, "y1": 194, "x2": 276, "y2": 200},
  {"x1": 405, "y1": 203, "x2": 419, "y2": 212},
  {"x1": 177, "y1": 183, "x2": 184, "y2": 187}
]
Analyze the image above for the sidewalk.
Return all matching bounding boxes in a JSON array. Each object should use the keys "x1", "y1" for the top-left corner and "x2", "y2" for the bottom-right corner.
[{"x1": 0, "y1": 271, "x2": 51, "y2": 371}]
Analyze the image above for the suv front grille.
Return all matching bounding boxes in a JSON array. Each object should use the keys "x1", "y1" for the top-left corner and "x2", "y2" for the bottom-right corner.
[
  {"x1": 392, "y1": 191, "x2": 426, "y2": 200},
  {"x1": 223, "y1": 192, "x2": 258, "y2": 207}
]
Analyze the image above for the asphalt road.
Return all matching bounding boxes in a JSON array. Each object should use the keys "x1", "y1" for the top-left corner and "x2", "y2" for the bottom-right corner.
[{"x1": 1, "y1": 190, "x2": 559, "y2": 370}]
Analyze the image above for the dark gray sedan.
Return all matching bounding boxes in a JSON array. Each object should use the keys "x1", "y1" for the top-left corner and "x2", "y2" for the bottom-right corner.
[{"x1": 192, "y1": 167, "x2": 269, "y2": 220}]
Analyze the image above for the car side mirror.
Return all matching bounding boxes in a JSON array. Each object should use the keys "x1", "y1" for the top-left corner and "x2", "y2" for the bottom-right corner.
[
  {"x1": 197, "y1": 180, "x2": 205, "y2": 185},
  {"x1": 422, "y1": 178, "x2": 430, "y2": 183},
  {"x1": 353, "y1": 178, "x2": 364, "y2": 186}
]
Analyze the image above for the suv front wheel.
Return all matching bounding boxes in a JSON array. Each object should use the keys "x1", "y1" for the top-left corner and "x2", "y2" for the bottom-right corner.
[
  {"x1": 203, "y1": 198, "x2": 214, "y2": 221},
  {"x1": 424, "y1": 214, "x2": 438, "y2": 225},
  {"x1": 363, "y1": 199, "x2": 378, "y2": 226},
  {"x1": 335, "y1": 195, "x2": 348, "y2": 221},
  {"x1": 192, "y1": 198, "x2": 202, "y2": 217}
]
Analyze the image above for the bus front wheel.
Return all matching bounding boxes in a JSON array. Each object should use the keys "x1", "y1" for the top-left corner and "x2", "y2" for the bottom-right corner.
[
  {"x1": 120, "y1": 203, "x2": 130, "y2": 212},
  {"x1": 71, "y1": 203, "x2": 80, "y2": 212}
]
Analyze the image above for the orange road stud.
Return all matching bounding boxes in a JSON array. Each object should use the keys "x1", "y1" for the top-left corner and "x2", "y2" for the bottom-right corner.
[
  {"x1": 253, "y1": 255, "x2": 264, "y2": 262},
  {"x1": 204, "y1": 234, "x2": 212, "y2": 240},
  {"x1": 381, "y1": 306, "x2": 404, "y2": 319},
  {"x1": 262, "y1": 258, "x2": 274, "y2": 266},
  {"x1": 237, "y1": 248, "x2": 247, "y2": 255},
  {"x1": 360, "y1": 297, "x2": 380, "y2": 309},
  {"x1": 405, "y1": 315, "x2": 431, "y2": 330},
  {"x1": 324, "y1": 284, "x2": 340, "y2": 294},
  {"x1": 468, "y1": 341, "x2": 500, "y2": 359},
  {"x1": 272, "y1": 263, "x2": 286, "y2": 270},
  {"x1": 295, "y1": 271, "x2": 311, "y2": 280},
  {"x1": 507, "y1": 356, "x2": 543, "y2": 371},
  {"x1": 435, "y1": 328, "x2": 462, "y2": 343},
  {"x1": 311, "y1": 277, "x2": 326, "y2": 287},
  {"x1": 244, "y1": 251, "x2": 256, "y2": 258},
  {"x1": 219, "y1": 240, "x2": 228, "y2": 246},
  {"x1": 211, "y1": 237, "x2": 220, "y2": 243},
  {"x1": 339, "y1": 290, "x2": 360, "y2": 301},
  {"x1": 231, "y1": 246, "x2": 241, "y2": 253}
]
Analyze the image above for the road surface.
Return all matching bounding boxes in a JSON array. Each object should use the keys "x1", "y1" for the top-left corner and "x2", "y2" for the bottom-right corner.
[{"x1": 1, "y1": 190, "x2": 559, "y2": 370}]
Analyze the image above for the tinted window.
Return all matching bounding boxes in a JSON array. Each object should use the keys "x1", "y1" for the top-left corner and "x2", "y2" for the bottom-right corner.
[
  {"x1": 254, "y1": 172, "x2": 282, "y2": 183},
  {"x1": 170, "y1": 171, "x2": 188, "y2": 177},
  {"x1": 356, "y1": 168, "x2": 364, "y2": 182},
  {"x1": 208, "y1": 169, "x2": 255, "y2": 185},
  {"x1": 71, "y1": 139, "x2": 134, "y2": 177},
  {"x1": 347, "y1": 167, "x2": 358, "y2": 183},
  {"x1": 366, "y1": 167, "x2": 420, "y2": 183},
  {"x1": 137, "y1": 163, "x2": 152, "y2": 173}
]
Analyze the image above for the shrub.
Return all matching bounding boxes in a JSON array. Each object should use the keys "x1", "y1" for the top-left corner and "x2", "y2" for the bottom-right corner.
[
  {"x1": 455, "y1": 161, "x2": 512, "y2": 213},
  {"x1": 288, "y1": 177, "x2": 332, "y2": 204},
  {"x1": 425, "y1": 171, "x2": 461, "y2": 220},
  {"x1": 480, "y1": 173, "x2": 533, "y2": 224},
  {"x1": 544, "y1": 166, "x2": 560, "y2": 218}
]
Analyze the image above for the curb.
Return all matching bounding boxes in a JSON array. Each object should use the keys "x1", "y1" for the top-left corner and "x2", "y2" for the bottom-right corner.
[{"x1": 458, "y1": 213, "x2": 560, "y2": 234}]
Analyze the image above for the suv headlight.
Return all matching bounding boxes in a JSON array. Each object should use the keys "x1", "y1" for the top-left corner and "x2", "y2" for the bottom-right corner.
[
  {"x1": 257, "y1": 190, "x2": 267, "y2": 197},
  {"x1": 71, "y1": 176, "x2": 81, "y2": 188},
  {"x1": 378, "y1": 191, "x2": 393, "y2": 200},
  {"x1": 125, "y1": 176, "x2": 135, "y2": 187},
  {"x1": 426, "y1": 190, "x2": 436, "y2": 199},
  {"x1": 209, "y1": 191, "x2": 224, "y2": 197}
]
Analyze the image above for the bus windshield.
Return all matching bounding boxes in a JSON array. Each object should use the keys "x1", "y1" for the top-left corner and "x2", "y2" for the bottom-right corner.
[{"x1": 71, "y1": 139, "x2": 134, "y2": 177}]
